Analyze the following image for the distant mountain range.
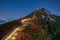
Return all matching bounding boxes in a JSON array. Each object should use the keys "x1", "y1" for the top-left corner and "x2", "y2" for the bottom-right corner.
[
  {"x1": 0, "y1": 18, "x2": 14, "y2": 24},
  {"x1": 0, "y1": 19, "x2": 7, "y2": 24}
]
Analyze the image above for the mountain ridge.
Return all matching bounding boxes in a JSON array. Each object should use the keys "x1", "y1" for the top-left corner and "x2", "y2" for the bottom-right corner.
[{"x1": 0, "y1": 8, "x2": 60, "y2": 40}]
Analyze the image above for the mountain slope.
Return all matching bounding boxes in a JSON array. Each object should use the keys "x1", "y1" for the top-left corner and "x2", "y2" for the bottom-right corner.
[
  {"x1": 0, "y1": 19, "x2": 22, "y2": 39},
  {"x1": 0, "y1": 8, "x2": 60, "y2": 40},
  {"x1": 21, "y1": 8, "x2": 60, "y2": 40}
]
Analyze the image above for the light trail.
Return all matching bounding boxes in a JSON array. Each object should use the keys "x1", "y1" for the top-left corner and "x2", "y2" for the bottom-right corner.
[{"x1": 5, "y1": 26, "x2": 24, "y2": 40}]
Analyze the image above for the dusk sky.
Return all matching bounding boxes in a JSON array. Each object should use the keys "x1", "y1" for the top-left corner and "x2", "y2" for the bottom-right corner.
[{"x1": 0, "y1": 0, "x2": 60, "y2": 21}]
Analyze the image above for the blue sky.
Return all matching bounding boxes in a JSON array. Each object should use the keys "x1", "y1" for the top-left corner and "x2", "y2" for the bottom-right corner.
[{"x1": 0, "y1": 0, "x2": 60, "y2": 21}]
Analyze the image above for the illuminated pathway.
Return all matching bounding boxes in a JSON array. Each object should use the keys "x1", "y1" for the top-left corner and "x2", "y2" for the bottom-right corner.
[
  {"x1": 3, "y1": 18, "x2": 31, "y2": 40},
  {"x1": 5, "y1": 26, "x2": 24, "y2": 40}
]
